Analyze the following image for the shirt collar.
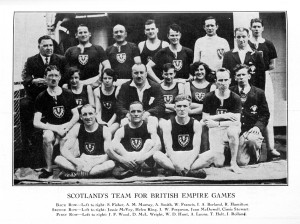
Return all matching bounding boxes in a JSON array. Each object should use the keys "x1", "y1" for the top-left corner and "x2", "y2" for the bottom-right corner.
[
  {"x1": 238, "y1": 85, "x2": 251, "y2": 94},
  {"x1": 232, "y1": 45, "x2": 254, "y2": 53},
  {"x1": 130, "y1": 79, "x2": 151, "y2": 90}
]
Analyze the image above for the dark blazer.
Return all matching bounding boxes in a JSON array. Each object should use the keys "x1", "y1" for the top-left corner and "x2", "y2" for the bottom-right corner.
[
  {"x1": 22, "y1": 53, "x2": 67, "y2": 99},
  {"x1": 116, "y1": 79, "x2": 165, "y2": 120},
  {"x1": 222, "y1": 49, "x2": 266, "y2": 90},
  {"x1": 230, "y1": 85, "x2": 270, "y2": 134}
]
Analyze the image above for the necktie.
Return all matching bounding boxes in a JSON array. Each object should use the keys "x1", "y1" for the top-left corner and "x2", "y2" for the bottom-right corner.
[{"x1": 45, "y1": 57, "x2": 49, "y2": 65}]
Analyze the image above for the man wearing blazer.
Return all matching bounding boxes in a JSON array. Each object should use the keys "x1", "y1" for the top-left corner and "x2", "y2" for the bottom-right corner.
[
  {"x1": 116, "y1": 63, "x2": 165, "y2": 126},
  {"x1": 222, "y1": 27, "x2": 265, "y2": 90},
  {"x1": 20, "y1": 35, "x2": 67, "y2": 149}
]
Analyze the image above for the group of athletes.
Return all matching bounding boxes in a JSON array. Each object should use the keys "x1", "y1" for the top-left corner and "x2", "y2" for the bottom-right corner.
[{"x1": 20, "y1": 16, "x2": 281, "y2": 180}]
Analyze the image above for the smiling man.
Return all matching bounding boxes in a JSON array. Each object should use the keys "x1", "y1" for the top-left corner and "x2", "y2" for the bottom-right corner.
[
  {"x1": 108, "y1": 101, "x2": 161, "y2": 179},
  {"x1": 54, "y1": 104, "x2": 115, "y2": 179},
  {"x1": 146, "y1": 23, "x2": 193, "y2": 83},
  {"x1": 65, "y1": 24, "x2": 111, "y2": 85},
  {"x1": 33, "y1": 65, "x2": 79, "y2": 178},
  {"x1": 106, "y1": 24, "x2": 141, "y2": 79},
  {"x1": 193, "y1": 16, "x2": 230, "y2": 71}
]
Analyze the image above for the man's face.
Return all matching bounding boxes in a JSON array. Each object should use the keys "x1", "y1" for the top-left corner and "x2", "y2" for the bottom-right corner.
[
  {"x1": 168, "y1": 29, "x2": 181, "y2": 45},
  {"x1": 81, "y1": 106, "x2": 96, "y2": 126},
  {"x1": 39, "y1": 39, "x2": 53, "y2": 57},
  {"x1": 204, "y1": 19, "x2": 218, "y2": 36},
  {"x1": 145, "y1": 23, "x2": 158, "y2": 40},
  {"x1": 70, "y1": 72, "x2": 80, "y2": 87},
  {"x1": 216, "y1": 71, "x2": 231, "y2": 91},
  {"x1": 102, "y1": 73, "x2": 114, "y2": 88},
  {"x1": 235, "y1": 30, "x2": 249, "y2": 49},
  {"x1": 235, "y1": 68, "x2": 251, "y2": 86},
  {"x1": 45, "y1": 69, "x2": 61, "y2": 88},
  {"x1": 162, "y1": 68, "x2": 176, "y2": 84},
  {"x1": 76, "y1": 26, "x2": 91, "y2": 43},
  {"x1": 132, "y1": 65, "x2": 147, "y2": 86},
  {"x1": 129, "y1": 103, "x2": 144, "y2": 124},
  {"x1": 250, "y1": 22, "x2": 264, "y2": 37},
  {"x1": 113, "y1": 25, "x2": 127, "y2": 43},
  {"x1": 175, "y1": 100, "x2": 190, "y2": 118}
]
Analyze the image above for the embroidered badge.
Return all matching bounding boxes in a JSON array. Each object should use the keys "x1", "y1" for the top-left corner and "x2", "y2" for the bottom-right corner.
[
  {"x1": 76, "y1": 99, "x2": 82, "y2": 106},
  {"x1": 52, "y1": 106, "x2": 65, "y2": 118},
  {"x1": 163, "y1": 95, "x2": 174, "y2": 104},
  {"x1": 116, "y1": 53, "x2": 126, "y2": 63},
  {"x1": 250, "y1": 105, "x2": 258, "y2": 114},
  {"x1": 216, "y1": 108, "x2": 228, "y2": 115},
  {"x1": 173, "y1": 60, "x2": 183, "y2": 71},
  {"x1": 130, "y1": 138, "x2": 143, "y2": 151},
  {"x1": 195, "y1": 92, "x2": 205, "y2": 102},
  {"x1": 217, "y1": 48, "x2": 225, "y2": 59},
  {"x1": 103, "y1": 101, "x2": 112, "y2": 110},
  {"x1": 78, "y1": 54, "x2": 88, "y2": 65},
  {"x1": 178, "y1": 134, "x2": 190, "y2": 147},
  {"x1": 84, "y1": 142, "x2": 95, "y2": 153}
]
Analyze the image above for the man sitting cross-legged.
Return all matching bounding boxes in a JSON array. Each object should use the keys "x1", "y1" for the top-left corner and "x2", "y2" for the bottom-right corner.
[
  {"x1": 153, "y1": 94, "x2": 207, "y2": 178},
  {"x1": 55, "y1": 104, "x2": 115, "y2": 179},
  {"x1": 107, "y1": 101, "x2": 161, "y2": 179}
]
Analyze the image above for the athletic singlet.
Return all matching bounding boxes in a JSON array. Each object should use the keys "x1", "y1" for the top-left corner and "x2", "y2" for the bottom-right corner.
[
  {"x1": 78, "y1": 124, "x2": 105, "y2": 156},
  {"x1": 68, "y1": 84, "x2": 89, "y2": 107},
  {"x1": 190, "y1": 82, "x2": 212, "y2": 104},
  {"x1": 99, "y1": 86, "x2": 117, "y2": 122},
  {"x1": 161, "y1": 82, "x2": 179, "y2": 104},
  {"x1": 170, "y1": 116, "x2": 194, "y2": 151},
  {"x1": 121, "y1": 122, "x2": 151, "y2": 152},
  {"x1": 140, "y1": 40, "x2": 163, "y2": 65}
]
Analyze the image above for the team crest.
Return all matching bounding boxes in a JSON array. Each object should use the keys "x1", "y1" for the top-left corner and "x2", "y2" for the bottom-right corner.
[
  {"x1": 164, "y1": 95, "x2": 173, "y2": 104},
  {"x1": 130, "y1": 138, "x2": 142, "y2": 151},
  {"x1": 76, "y1": 99, "x2": 82, "y2": 106},
  {"x1": 217, "y1": 48, "x2": 225, "y2": 59},
  {"x1": 116, "y1": 53, "x2": 126, "y2": 63},
  {"x1": 216, "y1": 108, "x2": 228, "y2": 115},
  {"x1": 103, "y1": 101, "x2": 112, "y2": 110},
  {"x1": 78, "y1": 54, "x2": 88, "y2": 65},
  {"x1": 250, "y1": 105, "x2": 258, "y2": 114},
  {"x1": 84, "y1": 142, "x2": 95, "y2": 153},
  {"x1": 53, "y1": 106, "x2": 65, "y2": 118},
  {"x1": 178, "y1": 134, "x2": 190, "y2": 147},
  {"x1": 173, "y1": 60, "x2": 183, "y2": 71},
  {"x1": 195, "y1": 92, "x2": 205, "y2": 102},
  {"x1": 249, "y1": 65, "x2": 256, "y2": 75}
]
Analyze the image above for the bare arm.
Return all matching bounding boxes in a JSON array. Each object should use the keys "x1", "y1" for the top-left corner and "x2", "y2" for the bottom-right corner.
[
  {"x1": 269, "y1": 58, "x2": 276, "y2": 71},
  {"x1": 87, "y1": 85, "x2": 95, "y2": 106},
  {"x1": 93, "y1": 87, "x2": 103, "y2": 123},
  {"x1": 107, "y1": 127, "x2": 125, "y2": 163},
  {"x1": 146, "y1": 60, "x2": 161, "y2": 83}
]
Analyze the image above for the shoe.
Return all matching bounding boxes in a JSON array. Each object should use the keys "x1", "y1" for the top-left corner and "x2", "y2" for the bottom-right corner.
[
  {"x1": 267, "y1": 149, "x2": 281, "y2": 161},
  {"x1": 163, "y1": 169, "x2": 176, "y2": 177},
  {"x1": 139, "y1": 167, "x2": 158, "y2": 176},
  {"x1": 112, "y1": 166, "x2": 135, "y2": 180},
  {"x1": 59, "y1": 171, "x2": 78, "y2": 180},
  {"x1": 38, "y1": 169, "x2": 53, "y2": 179},
  {"x1": 187, "y1": 169, "x2": 207, "y2": 179}
]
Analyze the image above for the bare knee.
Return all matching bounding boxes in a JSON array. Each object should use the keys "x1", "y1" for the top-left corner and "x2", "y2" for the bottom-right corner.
[
  {"x1": 43, "y1": 130, "x2": 55, "y2": 144},
  {"x1": 54, "y1": 155, "x2": 65, "y2": 166},
  {"x1": 227, "y1": 126, "x2": 240, "y2": 141},
  {"x1": 106, "y1": 160, "x2": 116, "y2": 169},
  {"x1": 144, "y1": 139, "x2": 154, "y2": 148},
  {"x1": 153, "y1": 151, "x2": 165, "y2": 163},
  {"x1": 214, "y1": 153, "x2": 225, "y2": 167}
]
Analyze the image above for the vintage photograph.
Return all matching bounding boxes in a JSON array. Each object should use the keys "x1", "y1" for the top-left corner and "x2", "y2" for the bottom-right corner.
[{"x1": 13, "y1": 12, "x2": 287, "y2": 185}]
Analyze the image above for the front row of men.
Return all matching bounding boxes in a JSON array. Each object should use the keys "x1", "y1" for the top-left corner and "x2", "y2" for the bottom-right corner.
[{"x1": 35, "y1": 63, "x2": 271, "y2": 179}]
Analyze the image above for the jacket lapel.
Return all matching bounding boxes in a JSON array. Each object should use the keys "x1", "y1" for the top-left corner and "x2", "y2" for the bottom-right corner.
[{"x1": 232, "y1": 52, "x2": 241, "y2": 64}]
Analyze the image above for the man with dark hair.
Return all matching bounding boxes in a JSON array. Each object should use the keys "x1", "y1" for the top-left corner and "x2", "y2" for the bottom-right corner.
[
  {"x1": 194, "y1": 16, "x2": 230, "y2": 71},
  {"x1": 55, "y1": 104, "x2": 115, "y2": 179},
  {"x1": 33, "y1": 65, "x2": 79, "y2": 178},
  {"x1": 21, "y1": 35, "x2": 67, "y2": 150},
  {"x1": 153, "y1": 94, "x2": 206, "y2": 178},
  {"x1": 249, "y1": 18, "x2": 280, "y2": 159},
  {"x1": 116, "y1": 63, "x2": 165, "y2": 126},
  {"x1": 106, "y1": 24, "x2": 141, "y2": 79},
  {"x1": 108, "y1": 101, "x2": 161, "y2": 179},
  {"x1": 146, "y1": 23, "x2": 193, "y2": 83},
  {"x1": 230, "y1": 64, "x2": 270, "y2": 165},
  {"x1": 65, "y1": 24, "x2": 111, "y2": 85},
  {"x1": 222, "y1": 27, "x2": 265, "y2": 90},
  {"x1": 138, "y1": 19, "x2": 169, "y2": 66}
]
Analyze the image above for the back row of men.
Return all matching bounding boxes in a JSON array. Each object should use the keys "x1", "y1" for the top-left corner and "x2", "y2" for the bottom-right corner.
[{"x1": 20, "y1": 16, "x2": 281, "y2": 179}]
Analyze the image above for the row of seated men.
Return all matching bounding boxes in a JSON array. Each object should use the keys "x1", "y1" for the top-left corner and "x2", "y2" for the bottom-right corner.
[
  {"x1": 32, "y1": 63, "x2": 274, "y2": 179},
  {"x1": 19, "y1": 16, "x2": 280, "y2": 179}
]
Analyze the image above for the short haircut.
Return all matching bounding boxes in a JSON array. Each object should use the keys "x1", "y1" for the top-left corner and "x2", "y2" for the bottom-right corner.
[
  {"x1": 250, "y1": 18, "x2": 264, "y2": 27},
  {"x1": 81, "y1": 104, "x2": 96, "y2": 113},
  {"x1": 145, "y1": 19, "x2": 155, "y2": 26},
  {"x1": 132, "y1": 63, "x2": 147, "y2": 72},
  {"x1": 38, "y1": 35, "x2": 53, "y2": 44},
  {"x1": 162, "y1": 63, "x2": 176, "y2": 73},
  {"x1": 216, "y1": 68, "x2": 230, "y2": 79},
  {"x1": 234, "y1": 27, "x2": 249, "y2": 36},
  {"x1": 129, "y1": 101, "x2": 144, "y2": 110},
  {"x1": 190, "y1": 61, "x2": 213, "y2": 81},
  {"x1": 44, "y1": 65, "x2": 60, "y2": 76},
  {"x1": 174, "y1": 94, "x2": 191, "y2": 103},
  {"x1": 204, "y1": 16, "x2": 218, "y2": 26},
  {"x1": 77, "y1": 24, "x2": 89, "y2": 32},
  {"x1": 233, "y1": 64, "x2": 250, "y2": 75},
  {"x1": 168, "y1": 23, "x2": 181, "y2": 34},
  {"x1": 101, "y1": 68, "x2": 118, "y2": 82}
]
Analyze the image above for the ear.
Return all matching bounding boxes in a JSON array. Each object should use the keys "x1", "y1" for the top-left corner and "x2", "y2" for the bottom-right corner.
[
  {"x1": 75, "y1": 33, "x2": 78, "y2": 39},
  {"x1": 216, "y1": 25, "x2": 219, "y2": 30}
]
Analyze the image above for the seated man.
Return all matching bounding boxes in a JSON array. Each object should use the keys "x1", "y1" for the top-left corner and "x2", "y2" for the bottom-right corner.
[
  {"x1": 201, "y1": 68, "x2": 242, "y2": 173},
  {"x1": 153, "y1": 94, "x2": 206, "y2": 178},
  {"x1": 33, "y1": 65, "x2": 79, "y2": 178},
  {"x1": 230, "y1": 64, "x2": 270, "y2": 165},
  {"x1": 55, "y1": 104, "x2": 115, "y2": 179},
  {"x1": 108, "y1": 101, "x2": 161, "y2": 179}
]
